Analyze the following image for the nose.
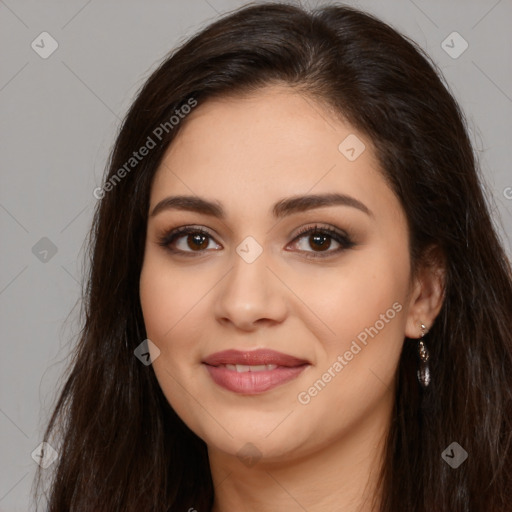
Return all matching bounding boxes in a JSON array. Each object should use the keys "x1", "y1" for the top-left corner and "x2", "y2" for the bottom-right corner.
[{"x1": 213, "y1": 248, "x2": 288, "y2": 332}]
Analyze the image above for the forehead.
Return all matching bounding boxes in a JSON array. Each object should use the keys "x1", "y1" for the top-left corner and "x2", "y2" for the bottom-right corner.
[{"x1": 150, "y1": 86, "x2": 399, "y2": 222}]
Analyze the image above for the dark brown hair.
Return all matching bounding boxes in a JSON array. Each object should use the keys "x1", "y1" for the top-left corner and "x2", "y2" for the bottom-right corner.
[{"x1": 33, "y1": 2, "x2": 512, "y2": 511}]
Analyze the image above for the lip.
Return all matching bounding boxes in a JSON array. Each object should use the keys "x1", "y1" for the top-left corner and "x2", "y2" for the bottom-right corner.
[
  {"x1": 202, "y1": 349, "x2": 309, "y2": 367},
  {"x1": 202, "y1": 349, "x2": 310, "y2": 394}
]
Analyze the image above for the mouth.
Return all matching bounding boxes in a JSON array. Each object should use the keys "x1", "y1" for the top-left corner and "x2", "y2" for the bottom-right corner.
[{"x1": 202, "y1": 349, "x2": 310, "y2": 394}]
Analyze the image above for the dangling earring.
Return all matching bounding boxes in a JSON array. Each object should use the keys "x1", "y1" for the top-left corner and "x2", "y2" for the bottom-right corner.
[{"x1": 417, "y1": 323, "x2": 431, "y2": 388}]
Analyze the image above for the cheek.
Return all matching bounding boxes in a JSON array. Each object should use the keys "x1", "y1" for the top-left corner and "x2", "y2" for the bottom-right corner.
[
  {"x1": 290, "y1": 243, "x2": 409, "y2": 343},
  {"x1": 331, "y1": 263, "x2": 407, "y2": 339},
  {"x1": 139, "y1": 266, "x2": 180, "y2": 345},
  {"x1": 139, "y1": 253, "x2": 208, "y2": 425},
  {"x1": 139, "y1": 249, "x2": 209, "y2": 345},
  {"x1": 296, "y1": 245, "x2": 410, "y2": 413}
]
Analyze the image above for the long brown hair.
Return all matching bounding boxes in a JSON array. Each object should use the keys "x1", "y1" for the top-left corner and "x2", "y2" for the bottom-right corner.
[{"x1": 33, "y1": 3, "x2": 512, "y2": 510}]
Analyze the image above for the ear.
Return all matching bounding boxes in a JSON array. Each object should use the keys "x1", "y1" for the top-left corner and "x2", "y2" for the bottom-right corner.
[{"x1": 404, "y1": 245, "x2": 446, "y2": 338}]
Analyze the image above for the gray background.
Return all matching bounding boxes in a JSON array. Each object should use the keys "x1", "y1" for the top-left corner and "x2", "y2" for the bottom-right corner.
[{"x1": 1, "y1": 0, "x2": 511, "y2": 509}]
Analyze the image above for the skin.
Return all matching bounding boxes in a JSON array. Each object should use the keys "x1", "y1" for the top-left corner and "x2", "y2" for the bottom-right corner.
[{"x1": 139, "y1": 85, "x2": 444, "y2": 512}]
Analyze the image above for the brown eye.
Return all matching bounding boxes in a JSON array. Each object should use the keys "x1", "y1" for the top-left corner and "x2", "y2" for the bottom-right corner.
[
  {"x1": 186, "y1": 233, "x2": 210, "y2": 251},
  {"x1": 289, "y1": 225, "x2": 355, "y2": 258},
  {"x1": 158, "y1": 226, "x2": 221, "y2": 255},
  {"x1": 308, "y1": 233, "x2": 332, "y2": 251}
]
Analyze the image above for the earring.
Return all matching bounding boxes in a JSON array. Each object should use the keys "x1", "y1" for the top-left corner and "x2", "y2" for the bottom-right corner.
[{"x1": 417, "y1": 323, "x2": 431, "y2": 389}]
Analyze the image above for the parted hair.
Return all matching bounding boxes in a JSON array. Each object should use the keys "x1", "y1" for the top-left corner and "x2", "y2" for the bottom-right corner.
[{"x1": 34, "y1": 3, "x2": 512, "y2": 511}]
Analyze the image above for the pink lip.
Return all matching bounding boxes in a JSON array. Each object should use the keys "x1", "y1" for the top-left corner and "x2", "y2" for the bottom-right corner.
[
  {"x1": 202, "y1": 349, "x2": 309, "y2": 367},
  {"x1": 202, "y1": 349, "x2": 310, "y2": 394}
]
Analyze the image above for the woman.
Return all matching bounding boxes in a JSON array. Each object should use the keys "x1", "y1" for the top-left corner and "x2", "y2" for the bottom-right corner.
[{"x1": 33, "y1": 2, "x2": 512, "y2": 511}]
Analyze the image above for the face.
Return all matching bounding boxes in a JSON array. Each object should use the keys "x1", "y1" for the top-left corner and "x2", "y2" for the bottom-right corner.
[{"x1": 139, "y1": 85, "x2": 415, "y2": 464}]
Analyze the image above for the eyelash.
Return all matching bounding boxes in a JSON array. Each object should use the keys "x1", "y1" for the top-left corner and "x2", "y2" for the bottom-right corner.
[{"x1": 157, "y1": 224, "x2": 355, "y2": 259}]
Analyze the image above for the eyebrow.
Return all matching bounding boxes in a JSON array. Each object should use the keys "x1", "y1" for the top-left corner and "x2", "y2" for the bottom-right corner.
[{"x1": 150, "y1": 193, "x2": 373, "y2": 219}]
